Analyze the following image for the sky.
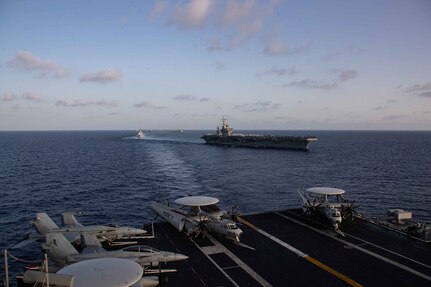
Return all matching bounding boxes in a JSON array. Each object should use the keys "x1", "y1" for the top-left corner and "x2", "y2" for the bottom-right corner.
[{"x1": 1, "y1": 0, "x2": 430, "y2": 131}]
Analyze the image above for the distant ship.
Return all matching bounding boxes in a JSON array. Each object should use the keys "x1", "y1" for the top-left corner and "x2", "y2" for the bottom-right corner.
[
  {"x1": 201, "y1": 118, "x2": 317, "y2": 150},
  {"x1": 137, "y1": 129, "x2": 144, "y2": 138}
]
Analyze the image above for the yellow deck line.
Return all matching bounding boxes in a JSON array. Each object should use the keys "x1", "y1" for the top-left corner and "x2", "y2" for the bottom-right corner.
[
  {"x1": 238, "y1": 217, "x2": 364, "y2": 287},
  {"x1": 304, "y1": 255, "x2": 363, "y2": 287}
]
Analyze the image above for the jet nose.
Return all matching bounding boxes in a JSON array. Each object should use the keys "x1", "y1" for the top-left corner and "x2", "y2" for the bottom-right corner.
[
  {"x1": 135, "y1": 228, "x2": 147, "y2": 234},
  {"x1": 174, "y1": 253, "x2": 188, "y2": 261}
]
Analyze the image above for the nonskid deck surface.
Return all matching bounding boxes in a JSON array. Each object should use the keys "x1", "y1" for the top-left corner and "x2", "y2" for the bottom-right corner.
[{"x1": 113, "y1": 209, "x2": 431, "y2": 287}]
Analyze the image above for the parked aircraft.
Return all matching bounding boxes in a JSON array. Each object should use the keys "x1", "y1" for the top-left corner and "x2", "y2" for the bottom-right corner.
[
  {"x1": 12, "y1": 212, "x2": 148, "y2": 249},
  {"x1": 297, "y1": 187, "x2": 358, "y2": 229},
  {"x1": 21, "y1": 258, "x2": 160, "y2": 287},
  {"x1": 151, "y1": 196, "x2": 243, "y2": 243},
  {"x1": 44, "y1": 232, "x2": 188, "y2": 267}
]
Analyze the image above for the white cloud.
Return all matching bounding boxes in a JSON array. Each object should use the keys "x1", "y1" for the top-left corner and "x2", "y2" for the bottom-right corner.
[
  {"x1": 287, "y1": 79, "x2": 338, "y2": 90},
  {"x1": 56, "y1": 99, "x2": 117, "y2": 107},
  {"x1": 1, "y1": 92, "x2": 19, "y2": 102},
  {"x1": 148, "y1": 0, "x2": 168, "y2": 21},
  {"x1": 7, "y1": 51, "x2": 70, "y2": 78},
  {"x1": 149, "y1": 0, "x2": 282, "y2": 51},
  {"x1": 173, "y1": 94, "x2": 210, "y2": 102},
  {"x1": 257, "y1": 66, "x2": 296, "y2": 77},
  {"x1": 170, "y1": 0, "x2": 213, "y2": 28},
  {"x1": 263, "y1": 42, "x2": 310, "y2": 56},
  {"x1": 22, "y1": 92, "x2": 44, "y2": 102},
  {"x1": 174, "y1": 94, "x2": 197, "y2": 101},
  {"x1": 402, "y1": 82, "x2": 431, "y2": 93},
  {"x1": 334, "y1": 69, "x2": 358, "y2": 82},
  {"x1": 382, "y1": 115, "x2": 407, "y2": 121},
  {"x1": 133, "y1": 101, "x2": 166, "y2": 109},
  {"x1": 80, "y1": 69, "x2": 122, "y2": 84},
  {"x1": 234, "y1": 101, "x2": 281, "y2": 112}
]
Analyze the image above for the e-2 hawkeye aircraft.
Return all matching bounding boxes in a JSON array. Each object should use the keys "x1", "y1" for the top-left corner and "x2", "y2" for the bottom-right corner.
[
  {"x1": 297, "y1": 187, "x2": 358, "y2": 229},
  {"x1": 20, "y1": 258, "x2": 160, "y2": 287},
  {"x1": 44, "y1": 232, "x2": 188, "y2": 267},
  {"x1": 151, "y1": 196, "x2": 243, "y2": 243},
  {"x1": 12, "y1": 212, "x2": 148, "y2": 249}
]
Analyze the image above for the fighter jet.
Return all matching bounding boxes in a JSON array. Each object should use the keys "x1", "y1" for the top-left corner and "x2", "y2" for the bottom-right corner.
[
  {"x1": 12, "y1": 212, "x2": 148, "y2": 249},
  {"x1": 44, "y1": 232, "x2": 188, "y2": 267}
]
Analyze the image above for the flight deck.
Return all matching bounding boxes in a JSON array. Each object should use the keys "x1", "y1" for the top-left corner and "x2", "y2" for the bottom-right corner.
[{"x1": 131, "y1": 208, "x2": 431, "y2": 287}]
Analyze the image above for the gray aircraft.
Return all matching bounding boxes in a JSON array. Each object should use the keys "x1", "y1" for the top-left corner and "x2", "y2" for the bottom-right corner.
[
  {"x1": 12, "y1": 212, "x2": 148, "y2": 249},
  {"x1": 39, "y1": 212, "x2": 147, "y2": 240},
  {"x1": 44, "y1": 232, "x2": 188, "y2": 267}
]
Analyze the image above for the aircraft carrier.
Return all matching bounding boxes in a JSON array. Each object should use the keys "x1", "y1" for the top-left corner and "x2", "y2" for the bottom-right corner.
[
  {"x1": 201, "y1": 118, "x2": 317, "y2": 150},
  {"x1": 9, "y1": 208, "x2": 431, "y2": 287},
  {"x1": 109, "y1": 208, "x2": 430, "y2": 287}
]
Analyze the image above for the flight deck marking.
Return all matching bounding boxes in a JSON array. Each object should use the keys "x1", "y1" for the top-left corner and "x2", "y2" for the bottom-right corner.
[
  {"x1": 238, "y1": 217, "x2": 364, "y2": 287},
  {"x1": 275, "y1": 211, "x2": 431, "y2": 282},
  {"x1": 190, "y1": 238, "x2": 240, "y2": 287},
  {"x1": 192, "y1": 235, "x2": 273, "y2": 287}
]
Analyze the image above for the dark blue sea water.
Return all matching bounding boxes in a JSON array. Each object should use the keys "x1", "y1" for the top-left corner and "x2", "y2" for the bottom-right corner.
[{"x1": 1, "y1": 130, "x2": 430, "y2": 283}]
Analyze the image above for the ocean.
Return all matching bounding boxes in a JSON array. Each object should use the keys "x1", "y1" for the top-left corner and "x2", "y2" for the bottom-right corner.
[{"x1": 1, "y1": 130, "x2": 430, "y2": 283}]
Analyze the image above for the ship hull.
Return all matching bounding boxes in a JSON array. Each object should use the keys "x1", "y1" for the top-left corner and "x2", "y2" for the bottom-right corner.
[{"x1": 201, "y1": 135, "x2": 316, "y2": 150}]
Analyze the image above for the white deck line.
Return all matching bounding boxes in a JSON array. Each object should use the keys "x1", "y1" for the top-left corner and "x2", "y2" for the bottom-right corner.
[
  {"x1": 190, "y1": 239, "x2": 240, "y2": 287},
  {"x1": 275, "y1": 211, "x2": 431, "y2": 282},
  {"x1": 192, "y1": 235, "x2": 273, "y2": 287}
]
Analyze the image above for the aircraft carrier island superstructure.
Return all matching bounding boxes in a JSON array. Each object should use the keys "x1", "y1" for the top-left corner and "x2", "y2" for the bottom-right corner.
[{"x1": 201, "y1": 118, "x2": 317, "y2": 150}]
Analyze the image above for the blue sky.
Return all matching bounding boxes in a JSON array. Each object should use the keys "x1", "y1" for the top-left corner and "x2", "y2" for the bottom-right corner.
[{"x1": 1, "y1": 0, "x2": 430, "y2": 130}]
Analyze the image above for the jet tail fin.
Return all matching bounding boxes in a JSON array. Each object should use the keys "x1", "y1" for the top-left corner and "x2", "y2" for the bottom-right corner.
[
  {"x1": 61, "y1": 212, "x2": 84, "y2": 227},
  {"x1": 32, "y1": 213, "x2": 59, "y2": 235},
  {"x1": 80, "y1": 234, "x2": 105, "y2": 254},
  {"x1": 44, "y1": 232, "x2": 79, "y2": 265}
]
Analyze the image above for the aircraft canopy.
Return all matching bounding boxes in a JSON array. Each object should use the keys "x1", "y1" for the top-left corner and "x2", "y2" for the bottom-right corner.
[
  {"x1": 306, "y1": 187, "x2": 346, "y2": 195},
  {"x1": 175, "y1": 196, "x2": 219, "y2": 206}
]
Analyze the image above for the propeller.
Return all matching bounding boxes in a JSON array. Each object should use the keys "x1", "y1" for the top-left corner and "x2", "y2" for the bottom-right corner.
[
  {"x1": 225, "y1": 205, "x2": 242, "y2": 222},
  {"x1": 341, "y1": 199, "x2": 359, "y2": 220},
  {"x1": 304, "y1": 198, "x2": 321, "y2": 218},
  {"x1": 193, "y1": 212, "x2": 209, "y2": 239}
]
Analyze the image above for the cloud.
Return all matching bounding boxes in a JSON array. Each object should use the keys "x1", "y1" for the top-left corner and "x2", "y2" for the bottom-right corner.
[
  {"x1": 56, "y1": 99, "x2": 117, "y2": 107},
  {"x1": 174, "y1": 94, "x2": 197, "y2": 101},
  {"x1": 1, "y1": 92, "x2": 19, "y2": 102},
  {"x1": 286, "y1": 69, "x2": 357, "y2": 90},
  {"x1": 173, "y1": 94, "x2": 210, "y2": 102},
  {"x1": 401, "y1": 82, "x2": 431, "y2": 98},
  {"x1": 149, "y1": 1, "x2": 281, "y2": 51},
  {"x1": 133, "y1": 101, "x2": 166, "y2": 109},
  {"x1": 22, "y1": 92, "x2": 44, "y2": 102},
  {"x1": 148, "y1": 0, "x2": 169, "y2": 21},
  {"x1": 80, "y1": 69, "x2": 122, "y2": 84},
  {"x1": 7, "y1": 51, "x2": 70, "y2": 78},
  {"x1": 169, "y1": 0, "x2": 213, "y2": 28},
  {"x1": 371, "y1": 106, "x2": 384, "y2": 111},
  {"x1": 214, "y1": 61, "x2": 225, "y2": 71},
  {"x1": 335, "y1": 69, "x2": 357, "y2": 82},
  {"x1": 234, "y1": 101, "x2": 281, "y2": 112},
  {"x1": 286, "y1": 79, "x2": 338, "y2": 90},
  {"x1": 382, "y1": 115, "x2": 407, "y2": 121},
  {"x1": 419, "y1": 91, "x2": 431, "y2": 98},
  {"x1": 257, "y1": 66, "x2": 296, "y2": 77},
  {"x1": 402, "y1": 82, "x2": 431, "y2": 93},
  {"x1": 191, "y1": 113, "x2": 217, "y2": 117},
  {"x1": 215, "y1": 0, "x2": 281, "y2": 50},
  {"x1": 263, "y1": 42, "x2": 310, "y2": 56},
  {"x1": 322, "y1": 46, "x2": 360, "y2": 61}
]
